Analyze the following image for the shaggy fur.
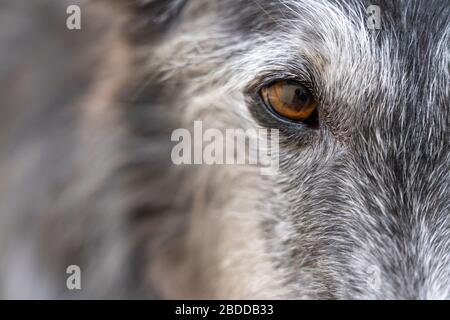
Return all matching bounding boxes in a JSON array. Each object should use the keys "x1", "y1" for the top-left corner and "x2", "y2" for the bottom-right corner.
[{"x1": 0, "y1": 0, "x2": 448, "y2": 299}]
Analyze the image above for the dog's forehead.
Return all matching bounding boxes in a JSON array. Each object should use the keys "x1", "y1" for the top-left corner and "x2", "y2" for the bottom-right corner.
[
  {"x1": 227, "y1": 0, "x2": 449, "y2": 40},
  {"x1": 220, "y1": 0, "x2": 448, "y2": 128},
  {"x1": 222, "y1": 0, "x2": 448, "y2": 76}
]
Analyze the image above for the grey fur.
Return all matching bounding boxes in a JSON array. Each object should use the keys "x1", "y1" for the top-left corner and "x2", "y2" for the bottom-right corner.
[{"x1": 0, "y1": 0, "x2": 448, "y2": 299}]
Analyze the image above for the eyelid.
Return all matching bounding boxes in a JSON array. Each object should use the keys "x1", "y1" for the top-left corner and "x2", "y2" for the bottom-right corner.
[{"x1": 245, "y1": 72, "x2": 311, "y2": 95}]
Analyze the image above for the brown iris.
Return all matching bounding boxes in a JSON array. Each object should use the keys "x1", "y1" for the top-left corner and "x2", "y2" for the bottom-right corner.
[{"x1": 260, "y1": 81, "x2": 318, "y2": 122}]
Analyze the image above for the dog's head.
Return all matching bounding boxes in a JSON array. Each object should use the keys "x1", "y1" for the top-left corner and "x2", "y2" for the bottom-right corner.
[{"x1": 125, "y1": 0, "x2": 449, "y2": 299}]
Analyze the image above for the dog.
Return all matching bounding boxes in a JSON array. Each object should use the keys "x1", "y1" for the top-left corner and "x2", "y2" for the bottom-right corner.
[{"x1": 0, "y1": 0, "x2": 448, "y2": 299}]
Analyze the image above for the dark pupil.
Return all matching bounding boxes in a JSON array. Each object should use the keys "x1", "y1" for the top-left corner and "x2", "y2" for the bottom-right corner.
[
  {"x1": 294, "y1": 87, "x2": 309, "y2": 105},
  {"x1": 279, "y1": 84, "x2": 311, "y2": 111}
]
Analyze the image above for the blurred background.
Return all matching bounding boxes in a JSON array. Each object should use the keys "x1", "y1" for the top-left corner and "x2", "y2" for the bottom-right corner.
[{"x1": 0, "y1": 0, "x2": 145, "y2": 298}]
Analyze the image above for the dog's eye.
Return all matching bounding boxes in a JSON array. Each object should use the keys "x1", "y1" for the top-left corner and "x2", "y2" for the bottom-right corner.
[{"x1": 260, "y1": 81, "x2": 318, "y2": 124}]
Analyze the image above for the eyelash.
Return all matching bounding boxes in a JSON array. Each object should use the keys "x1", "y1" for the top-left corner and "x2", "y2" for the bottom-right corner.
[{"x1": 250, "y1": 72, "x2": 320, "y2": 102}]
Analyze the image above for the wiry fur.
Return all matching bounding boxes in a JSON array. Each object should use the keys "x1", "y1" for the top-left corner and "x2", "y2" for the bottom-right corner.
[{"x1": 0, "y1": 0, "x2": 448, "y2": 299}]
